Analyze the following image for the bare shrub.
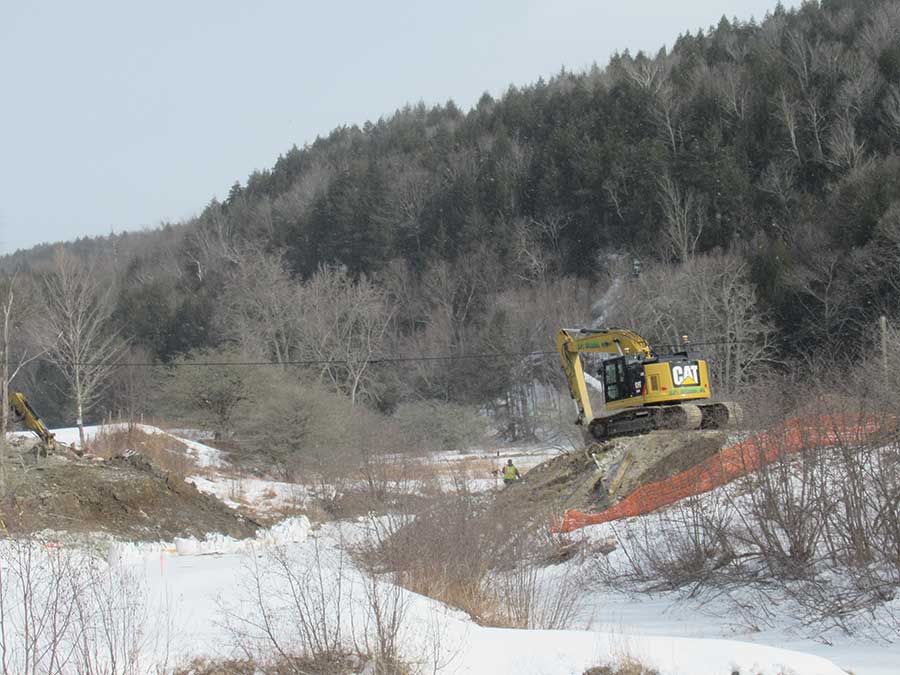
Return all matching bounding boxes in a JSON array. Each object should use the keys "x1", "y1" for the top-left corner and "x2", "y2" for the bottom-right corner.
[
  {"x1": 584, "y1": 660, "x2": 660, "y2": 675},
  {"x1": 486, "y1": 562, "x2": 583, "y2": 629},
  {"x1": 594, "y1": 492, "x2": 735, "y2": 592},
  {"x1": 392, "y1": 401, "x2": 486, "y2": 454},
  {"x1": 222, "y1": 537, "x2": 350, "y2": 669},
  {"x1": 220, "y1": 532, "x2": 430, "y2": 675},
  {"x1": 351, "y1": 570, "x2": 410, "y2": 675},
  {"x1": 71, "y1": 557, "x2": 168, "y2": 675},
  {"x1": 0, "y1": 538, "x2": 81, "y2": 674},
  {"x1": 366, "y1": 488, "x2": 521, "y2": 622},
  {"x1": 0, "y1": 537, "x2": 166, "y2": 675},
  {"x1": 362, "y1": 486, "x2": 582, "y2": 631},
  {"x1": 173, "y1": 657, "x2": 260, "y2": 675},
  {"x1": 591, "y1": 387, "x2": 900, "y2": 638}
]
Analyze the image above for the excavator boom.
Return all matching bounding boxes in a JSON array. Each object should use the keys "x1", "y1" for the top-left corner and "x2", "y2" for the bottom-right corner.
[
  {"x1": 8, "y1": 390, "x2": 56, "y2": 452},
  {"x1": 557, "y1": 328, "x2": 656, "y2": 426}
]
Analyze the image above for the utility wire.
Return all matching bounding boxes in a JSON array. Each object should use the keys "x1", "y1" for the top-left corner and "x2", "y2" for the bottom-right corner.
[
  {"x1": 61, "y1": 338, "x2": 757, "y2": 368},
  {"x1": 72, "y1": 351, "x2": 557, "y2": 368}
]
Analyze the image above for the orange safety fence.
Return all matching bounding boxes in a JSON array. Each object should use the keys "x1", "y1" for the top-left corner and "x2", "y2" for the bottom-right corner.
[{"x1": 556, "y1": 414, "x2": 888, "y2": 533}]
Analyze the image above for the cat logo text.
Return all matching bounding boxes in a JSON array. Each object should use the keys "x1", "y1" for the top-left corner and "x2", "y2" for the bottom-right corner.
[{"x1": 671, "y1": 363, "x2": 700, "y2": 387}]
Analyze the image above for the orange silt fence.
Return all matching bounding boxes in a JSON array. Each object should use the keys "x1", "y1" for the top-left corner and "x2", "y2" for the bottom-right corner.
[{"x1": 556, "y1": 414, "x2": 886, "y2": 533}]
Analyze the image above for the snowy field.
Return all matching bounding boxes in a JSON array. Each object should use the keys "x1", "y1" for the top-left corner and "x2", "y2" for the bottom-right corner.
[
  {"x1": 11, "y1": 423, "x2": 897, "y2": 672},
  {"x1": 562, "y1": 482, "x2": 900, "y2": 675},
  {"x1": 554, "y1": 551, "x2": 900, "y2": 675},
  {"x1": 113, "y1": 523, "x2": 845, "y2": 675}
]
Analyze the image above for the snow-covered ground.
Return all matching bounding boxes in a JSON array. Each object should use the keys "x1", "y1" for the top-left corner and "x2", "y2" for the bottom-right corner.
[
  {"x1": 561, "y1": 487, "x2": 900, "y2": 675},
  {"x1": 187, "y1": 474, "x2": 310, "y2": 511},
  {"x1": 185, "y1": 444, "x2": 561, "y2": 512},
  {"x1": 19, "y1": 424, "x2": 891, "y2": 672},
  {"x1": 571, "y1": 588, "x2": 899, "y2": 675},
  {"x1": 118, "y1": 523, "x2": 844, "y2": 675}
]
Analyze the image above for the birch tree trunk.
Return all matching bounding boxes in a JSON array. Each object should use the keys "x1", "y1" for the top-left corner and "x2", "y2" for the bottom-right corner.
[{"x1": 35, "y1": 249, "x2": 125, "y2": 450}]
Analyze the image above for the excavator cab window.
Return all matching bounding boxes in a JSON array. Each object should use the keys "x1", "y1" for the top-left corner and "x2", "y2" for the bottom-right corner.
[
  {"x1": 603, "y1": 360, "x2": 623, "y2": 400},
  {"x1": 602, "y1": 357, "x2": 645, "y2": 403}
]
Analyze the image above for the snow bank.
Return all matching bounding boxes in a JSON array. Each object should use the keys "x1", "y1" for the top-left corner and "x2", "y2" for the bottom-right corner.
[
  {"x1": 188, "y1": 474, "x2": 310, "y2": 510},
  {"x1": 443, "y1": 626, "x2": 845, "y2": 675},
  {"x1": 107, "y1": 516, "x2": 310, "y2": 564}
]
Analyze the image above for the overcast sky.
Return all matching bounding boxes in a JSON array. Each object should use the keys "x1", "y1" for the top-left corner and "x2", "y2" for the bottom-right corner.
[{"x1": 0, "y1": 1, "x2": 796, "y2": 254}]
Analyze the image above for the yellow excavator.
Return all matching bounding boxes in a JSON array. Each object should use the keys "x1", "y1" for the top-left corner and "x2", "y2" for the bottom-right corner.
[
  {"x1": 557, "y1": 328, "x2": 741, "y2": 442},
  {"x1": 7, "y1": 390, "x2": 56, "y2": 452}
]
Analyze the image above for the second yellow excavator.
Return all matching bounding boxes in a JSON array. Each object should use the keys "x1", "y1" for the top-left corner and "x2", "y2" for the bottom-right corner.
[
  {"x1": 557, "y1": 328, "x2": 741, "y2": 442},
  {"x1": 8, "y1": 390, "x2": 56, "y2": 453}
]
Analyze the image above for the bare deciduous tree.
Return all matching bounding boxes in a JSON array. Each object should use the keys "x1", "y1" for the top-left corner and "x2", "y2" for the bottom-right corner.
[
  {"x1": 837, "y1": 54, "x2": 878, "y2": 118},
  {"x1": 776, "y1": 88, "x2": 803, "y2": 162},
  {"x1": 511, "y1": 214, "x2": 566, "y2": 284},
  {"x1": 827, "y1": 113, "x2": 870, "y2": 173},
  {"x1": 658, "y1": 174, "x2": 704, "y2": 263},
  {"x1": 655, "y1": 81, "x2": 683, "y2": 155},
  {"x1": 220, "y1": 249, "x2": 303, "y2": 367},
  {"x1": 882, "y1": 85, "x2": 900, "y2": 144},
  {"x1": 859, "y1": 3, "x2": 900, "y2": 62},
  {"x1": 785, "y1": 229, "x2": 861, "y2": 353},
  {"x1": 709, "y1": 62, "x2": 750, "y2": 122},
  {"x1": 622, "y1": 47, "x2": 678, "y2": 96},
  {"x1": 300, "y1": 266, "x2": 395, "y2": 405},
  {"x1": 758, "y1": 159, "x2": 797, "y2": 214},
  {"x1": 608, "y1": 254, "x2": 776, "y2": 395},
  {"x1": 35, "y1": 249, "x2": 125, "y2": 447},
  {"x1": 184, "y1": 201, "x2": 241, "y2": 282},
  {"x1": 272, "y1": 159, "x2": 335, "y2": 227}
]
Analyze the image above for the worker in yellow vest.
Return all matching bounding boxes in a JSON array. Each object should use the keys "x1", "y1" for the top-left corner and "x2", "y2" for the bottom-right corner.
[{"x1": 502, "y1": 459, "x2": 520, "y2": 485}]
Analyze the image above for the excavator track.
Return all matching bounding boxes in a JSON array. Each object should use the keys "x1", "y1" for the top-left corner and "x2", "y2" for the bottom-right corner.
[
  {"x1": 586, "y1": 401, "x2": 739, "y2": 442},
  {"x1": 699, "y1": 401, "x2": 743, "y2": 429}
]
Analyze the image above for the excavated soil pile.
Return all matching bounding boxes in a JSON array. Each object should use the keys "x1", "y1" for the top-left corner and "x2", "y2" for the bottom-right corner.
[
  {"x1": 496, "y1": 430, "x2": 728, "y2": 519},
  {"x1": 0, "y1": 441, "x2": 257, "y2": 541}
]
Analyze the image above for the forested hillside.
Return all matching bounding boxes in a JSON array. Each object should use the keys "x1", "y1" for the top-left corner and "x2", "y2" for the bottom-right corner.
[{"x1": 4, "y1": 0, "x2": 900, "y2": 441}]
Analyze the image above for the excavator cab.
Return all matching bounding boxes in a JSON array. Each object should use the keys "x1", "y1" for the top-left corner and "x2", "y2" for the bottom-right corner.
[{"x1": 601, "y1": 356, "x2": 645, "y2": 404}]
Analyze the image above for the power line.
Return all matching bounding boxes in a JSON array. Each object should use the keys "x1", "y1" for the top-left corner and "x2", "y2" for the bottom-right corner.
[
  {"x1": 60, "y1": 338, "x2": 757, "y2": 368},
  {"x1": 71, "y1": 351, "x2": 558, "y2": 368}
]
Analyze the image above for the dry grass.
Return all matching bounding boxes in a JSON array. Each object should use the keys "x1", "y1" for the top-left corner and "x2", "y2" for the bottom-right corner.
[
  {"x1": 174, "y1": 654, "x2": 358, "y2": 674},
  {"x1": 355, "y1": 454, "x2": 498, "y2": 483},
  {"x1": 360, "y1": 486, "x2": 582, "y2": 630},
  {"x1": 584, "y1": 659, "x2": 660, "y2": 675},
  {"x1": 89, "y1": 425, "x2": 199, "y2": 477}
]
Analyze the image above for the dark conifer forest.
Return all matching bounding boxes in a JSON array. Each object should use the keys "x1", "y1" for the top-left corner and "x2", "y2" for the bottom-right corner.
[{"x1": 5, "y1": 0, "x2": 900, "y2": 434}]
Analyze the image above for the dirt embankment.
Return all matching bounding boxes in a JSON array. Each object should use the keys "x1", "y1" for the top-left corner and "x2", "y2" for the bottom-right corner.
[
  {"x1": 1, "y1": 441, "x2": 257, "y2": 541},
  {"x1": 497, "y1": 430, "x2": 728, "y2": 518}
]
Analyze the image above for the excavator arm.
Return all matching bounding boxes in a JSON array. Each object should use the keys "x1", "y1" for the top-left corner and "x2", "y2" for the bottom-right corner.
[
  {"x1": 7, "y1": 390, "x2": 56, "y2": 452},
  {"x1": 556, "y1": 328, "x2": 655, "y2": 426}
]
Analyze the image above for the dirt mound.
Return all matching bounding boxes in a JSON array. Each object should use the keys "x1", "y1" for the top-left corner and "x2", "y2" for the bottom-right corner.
[
  {"x1": 0, "y1": 443, "x2": 257, "y2": 541},
  {"x1": 497, "y1": 430, "x2": 728, "y2": 519}
]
